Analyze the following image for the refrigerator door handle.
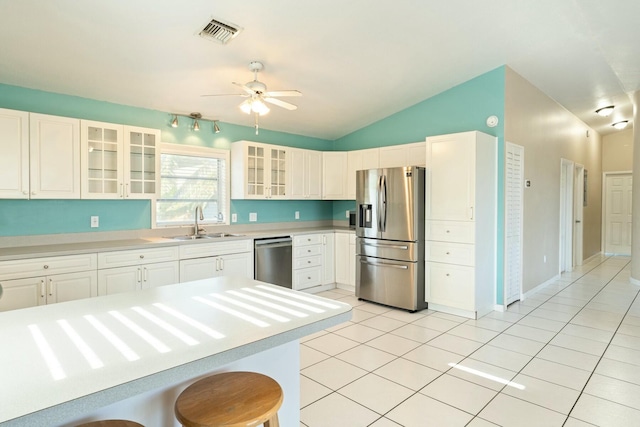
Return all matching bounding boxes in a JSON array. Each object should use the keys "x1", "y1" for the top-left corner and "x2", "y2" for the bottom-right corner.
[
  {"x1": 363, "y1": 242, "x2": 409, "y2": 250},
  {"x1": 379, "y1": 175, "x2": 387, "y2": 231},
  {"x1": 359, "y1": 259, "x2": 409, "y2": 270}
]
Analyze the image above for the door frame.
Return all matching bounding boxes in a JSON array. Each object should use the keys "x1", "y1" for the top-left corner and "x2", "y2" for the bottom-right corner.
[
  {"x1": 559, "y1": 159, "x2": 574, "y2": 273},
  {"x1": 601, "y1": 170, "x2": 633, "y2": 254},
  {"x1": 573, "y1": 164, "x2": 584, "y2": 267}
]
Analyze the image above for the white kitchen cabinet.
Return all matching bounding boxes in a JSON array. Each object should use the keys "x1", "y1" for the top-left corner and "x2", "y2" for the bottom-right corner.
[
  {"x1": 334, "y1": 232, "x2": 356, "y2": 287},
  {"x1": 29, "y1": 113, "x2": 81, "y2": 199},
  {"x1": 293, "y1": 234, "x2": 323, "y2": 290},
  {"x1": 82, "y1": 122, "x2": 160, "y2": 199},
  {"x1": 0, "y1": 270, "x2": 97, "y2": 311},
  {"x1": 378, "y1": 142, "x2": 426, "y2": 168},
  {"x1": 179, "y1": 239, "x2": 253, "y2": 282},
  {"x1": 0, "y1": 108, "x2": 29, "y2": 199},
  {"x1": 321, "y1": 232, "x2": 335, "y2": 285},
  {"x1": 289, "y1": 148, "x2": 322, "y2": 200},
  {"x1": 425, "y1": 131, "x2": 496, "y2": 319},
  {"x1": 123, "y1": 125, "x2": 160, "y2": 199},
  {"x1": 97, "y1": 246, "x2": 179, "y2": 295},
  {"x1": 322, "y1": 151, "x2": 348, "y2": 200},
  {"x1": 0, "y1": 253, "x2": 98, "y2": 311},
  {"x1": 347, "y1": 148, "x2": 379, "y2": 199},
  {"x1": 231, "y1": 140, "x2": 288, "y2": 199},
  {"x1": 81, "y1": 120, "x2": 124, "y2": 199}
]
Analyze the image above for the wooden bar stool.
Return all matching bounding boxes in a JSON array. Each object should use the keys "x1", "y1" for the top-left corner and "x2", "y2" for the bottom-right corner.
[
  {"x1": 76, "y1": 421, "x2": 143, "y2": 427},
  {"x1": 175, "y1": 371, "x2": 283, "y2": 427}
]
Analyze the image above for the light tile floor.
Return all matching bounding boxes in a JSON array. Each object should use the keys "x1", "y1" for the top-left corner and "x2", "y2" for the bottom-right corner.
[{"x1": 300, "y1": 255, "x2": 640, "y2": 426}]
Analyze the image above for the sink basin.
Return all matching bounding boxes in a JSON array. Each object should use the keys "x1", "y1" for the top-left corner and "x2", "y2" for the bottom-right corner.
[
  {"x1": 171, "y1": 235, "x2": 213, "y2": 241},
  {"x1": 205, "y1": 232, "x2": 246, "y2": 238},
  {"x1": 169, "y1": 233, "x2": 245, "y2": 241}
]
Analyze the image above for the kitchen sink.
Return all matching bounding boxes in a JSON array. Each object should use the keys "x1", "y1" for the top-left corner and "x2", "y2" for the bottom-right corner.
[{"x1": 170, "y1": 233, "x2": 245, "y2": 241}]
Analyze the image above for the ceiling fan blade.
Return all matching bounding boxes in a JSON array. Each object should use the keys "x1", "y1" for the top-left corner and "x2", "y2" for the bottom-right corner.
[
  {"x1": 233, "y1": 82, "x2": 256, "y2": 95},
  {"x1": 264, "y1": 97, "x2": 297, "y2": 110},
  {"x1": 201, "y1": 93, "x2": 248, "y2": 97},
  {"x1": 265, "y1": 90, "x2": 302, "y2": 97}
]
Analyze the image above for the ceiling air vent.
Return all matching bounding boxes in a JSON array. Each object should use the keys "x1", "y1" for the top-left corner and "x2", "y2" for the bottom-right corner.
[{"x1": 197, "y1": 17, "x2": 243, "y2": 45}]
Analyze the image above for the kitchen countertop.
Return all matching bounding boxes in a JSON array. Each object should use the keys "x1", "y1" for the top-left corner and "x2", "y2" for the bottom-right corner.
[
  {"x1": 0, "y1": 276, "x2": 352, "y2": 425},
  {"x1": 0, "y1": 226, "x2": 355, "y2": 261}
]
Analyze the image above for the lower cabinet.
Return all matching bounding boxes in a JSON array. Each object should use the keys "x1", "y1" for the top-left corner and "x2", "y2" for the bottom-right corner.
[
  {"x1": 98, "y1": 262, "x2": 179, "y2": 296},
  {"x1": 335, "y1": 232, "x2": 356, "y2": 287},
  {"x1": 180, "y1": 252, "x2": 253, "y2": 282},
  {"x1": 293, "y1": 234, "x2": 323, "y2": 290},
  {"x1": 0, "y1": 270, "x2": 97, "y2": 311},
  {"x1": 179, "y1": 240, "x2": 254, "y2": 283}
]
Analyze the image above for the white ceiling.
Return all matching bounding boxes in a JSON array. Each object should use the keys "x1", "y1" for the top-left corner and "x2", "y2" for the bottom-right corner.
[{"x1": 0, "y1": 0, "x2": 637, "y2": 140}]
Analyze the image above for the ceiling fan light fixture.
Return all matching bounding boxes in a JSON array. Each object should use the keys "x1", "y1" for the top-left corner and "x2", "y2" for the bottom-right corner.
[
  {"x1": 595, "y1": 105, "x2": 615, "y2": 116},
  {"x1": 240, "y1": 99, "x2": 253, "y2": 114},
  {"x1": 213, "y1": 121, "x2": 221, "y2": 133},
  {"x1": 252, "y1": 99, "x2": 270, "y2": 115},
  {"x1": 193, "y1": 119, "x2": 200, "y2": 131},
  {"x1": 612, "y1": 120, "x2": 628, "y2": 130},
  {"x1": 171, "y1": 115, "x2": 179, "y2": 128}
]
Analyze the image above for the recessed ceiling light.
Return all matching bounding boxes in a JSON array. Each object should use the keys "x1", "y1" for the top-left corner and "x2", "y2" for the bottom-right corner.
[
  {"x1": 612, "y1": 121, "x2": 629, "y2": 130},
  {"x1": 596, "y1": 105, "x2": 615, "y2": 116}
]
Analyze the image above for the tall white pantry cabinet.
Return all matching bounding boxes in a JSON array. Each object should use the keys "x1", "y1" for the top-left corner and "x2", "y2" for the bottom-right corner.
[{"x1": 425, "y1": 131, "x2": 497, "y2": 319}]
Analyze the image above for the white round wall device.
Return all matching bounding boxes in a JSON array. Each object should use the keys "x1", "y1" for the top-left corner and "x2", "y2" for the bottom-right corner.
[{"x1": 486, "y1": 115, "x2": 499, "y2": 127}]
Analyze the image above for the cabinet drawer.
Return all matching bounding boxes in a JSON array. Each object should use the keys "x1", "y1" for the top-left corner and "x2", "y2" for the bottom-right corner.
[
  {"x1": 427, "y1": 220, "x2": 475, "y2": 243},
  {"x1": 179, "y1": 239, "x2": 252, "y2": 259},
  {"x1": 0, "y1": 253, "x2": 97, "y2": 281},
  {"x1": 98, "y1": 246, "x2": 179, "y2": 268},
  {"x1": 293, "y1": 234, "x2": 323, "y2": 246},
  {"x1": 426, "y1": 262, "x2": 474, "y2": 310},
  {"x1": 294, "y1": 244, "x2": 322, "y2": 258},
  {"x1": 426, "y1": 241, "x2": 474, "y2": 266},
  {"x1": 294, "y1": 266, "x2": 322, "y2": 290},
  {"x1": 294, "y1": 254, "x2": 322, "y2": 269}
]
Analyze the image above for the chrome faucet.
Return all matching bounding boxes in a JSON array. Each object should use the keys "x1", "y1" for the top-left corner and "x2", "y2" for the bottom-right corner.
[{"x1": 194, "y1": 206, "x2": 205, "y2": 237}]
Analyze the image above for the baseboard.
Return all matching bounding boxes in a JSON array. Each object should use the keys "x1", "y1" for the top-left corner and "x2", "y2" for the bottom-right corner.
[
  {"x1": 631, "y1": 277, "x2": 640, "y2": 287},
  {"x1": 493, "y1": 304, "x2": 506, "y2": 312},
  {"x1": 522, "y1": 274, "x2": 561, "y2": 300},
  {"x1": 583, "y1": 251, "x2": 604, "y2": 264},
  {"x1": 336, "y1": 283, "x2": 355, "y2": 293}
]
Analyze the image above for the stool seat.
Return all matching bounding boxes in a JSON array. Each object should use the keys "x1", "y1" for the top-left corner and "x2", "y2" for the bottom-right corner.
[
  {"x1": 76, "y1": 421, "x2": 143, "y2": 427},
  {"x1": 175, "y1": 371, "x2": 283, "y2": 427}
]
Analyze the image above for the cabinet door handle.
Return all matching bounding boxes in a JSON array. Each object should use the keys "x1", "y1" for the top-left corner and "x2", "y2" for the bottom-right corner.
[
  {"x1": 137, "y1": 268, "x2": 142, "y2": 283},
  {"x1": 120, "y1": 183, "x2": 124, "y2": 198},
  {"x1": 219, "y1": 258, "x2": 224, "y2": 271},
  {"x1": 470, "y1": 207, "x2": 474, "y2": 220},
  {"x1": 143, "y1": 267, "x2": 148, "y2": 282},
  {"x1": 40, "y1": 279, "x2": 45, "y2": 298},
  {"x1": 48, "y1": 278, "x2": 54, "y2": 297}
]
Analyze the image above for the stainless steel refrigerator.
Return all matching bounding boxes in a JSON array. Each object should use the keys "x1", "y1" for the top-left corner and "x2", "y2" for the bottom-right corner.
[{"x1": 356, "y1": 166, "x2": 427, "y2": 312}]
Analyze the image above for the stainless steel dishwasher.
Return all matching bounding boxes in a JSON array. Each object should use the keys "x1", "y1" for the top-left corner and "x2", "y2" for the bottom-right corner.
[{"x1": 254, "y1": 236, "x2": 293, "y2": 288}]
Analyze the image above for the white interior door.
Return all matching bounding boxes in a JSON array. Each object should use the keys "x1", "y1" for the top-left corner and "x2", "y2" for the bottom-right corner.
[
  {"x1": 559, "y1": 159, "x2": 574, "y2": 273},
  {"x1": 505, "y1": 142, "x2": 524, "y2": 305},
  {"x1": 573, "y1": 165, "x2": 584, "y2": 266},
  {"x1": 604, "y1": 173, "x2": 632, "y2": 255}
]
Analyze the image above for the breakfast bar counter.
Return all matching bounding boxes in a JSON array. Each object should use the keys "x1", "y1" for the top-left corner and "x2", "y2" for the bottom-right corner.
[{"x1": 0, "y1": 277, "x2": 351, "y2": 426}]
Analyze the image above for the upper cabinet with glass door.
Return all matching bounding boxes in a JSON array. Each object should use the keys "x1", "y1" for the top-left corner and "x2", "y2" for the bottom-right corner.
[
  {"x1": 80, "y1": 121, "x2": 160, "y2": 200},
  {"x1": 230, "y1": 140, "x2": 288, "y2": 199}
]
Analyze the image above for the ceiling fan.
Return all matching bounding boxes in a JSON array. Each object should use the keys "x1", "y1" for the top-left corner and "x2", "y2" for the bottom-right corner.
[{"x1": 203, "y1": 61, "x2": 301, "y2": 134}]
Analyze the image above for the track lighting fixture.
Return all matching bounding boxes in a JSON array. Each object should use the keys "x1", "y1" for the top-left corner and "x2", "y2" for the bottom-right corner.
[
  {"x1": 169, "y1": 112, "x2": 222, "y2": 133},
  {"x1": 612, "y1": 120, "x2": 629, "y2": 130},
  {"x1": 595, "y1": 105, "x2": 615, "y2": 117}
]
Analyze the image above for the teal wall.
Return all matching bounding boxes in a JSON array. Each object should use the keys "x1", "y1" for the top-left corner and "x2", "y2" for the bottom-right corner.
[
  {"x1": 0, "y1": 83, "x2": 333, "y2": 235},
  {"x1": 334, "y1": 66, "x2": 506, "y2": 305}
]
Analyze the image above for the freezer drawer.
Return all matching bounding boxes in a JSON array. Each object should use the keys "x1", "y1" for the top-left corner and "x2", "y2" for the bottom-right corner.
[
  {"x1": 356, "y1": 255, "x2": 426, "y2": 311},
  {"x1": 357, "y1": 238, "x2": 418, "y2": 262}
]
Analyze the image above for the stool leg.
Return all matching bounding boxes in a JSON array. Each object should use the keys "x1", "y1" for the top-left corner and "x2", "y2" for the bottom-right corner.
[{"x1": 264, "y1": 414, "x2": 279, "y2": 427}]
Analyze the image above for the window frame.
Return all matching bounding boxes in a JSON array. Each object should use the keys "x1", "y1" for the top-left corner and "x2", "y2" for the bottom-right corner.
[{"x1": 152, "y1": 142, "x2": 230, "y2": 229}]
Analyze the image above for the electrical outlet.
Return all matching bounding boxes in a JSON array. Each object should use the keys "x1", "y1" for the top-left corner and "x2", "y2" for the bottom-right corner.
[
  {"x1": 231, "y1": 213, "x2": 237, "y2": 223},
  {"x1": 249, "y1": 212, "x2": 257, "y2": 222},
  {"x1": 90, "y1": 216, "x2": 99, "y2": 228},
  {"x1": 295, "y1": 211, "x2": 300, "y2": 220},
  {"x1": 346, "y1": 210, "x2": 350, "y2": 218}
]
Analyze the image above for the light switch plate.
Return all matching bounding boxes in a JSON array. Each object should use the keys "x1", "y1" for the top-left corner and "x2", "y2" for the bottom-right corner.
[
  {"x1": 90, "y1": 216, "x2": 99, "y2": 228},
  {"x1": 249, "y1": 212, "x2": 257, "y2": 222},
  {"x1": 231, "y1": 213, "x2": 237, "y2": 223},
  {"x1": 295, "y1": 211, "x2": 300, "y2": 219}
]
